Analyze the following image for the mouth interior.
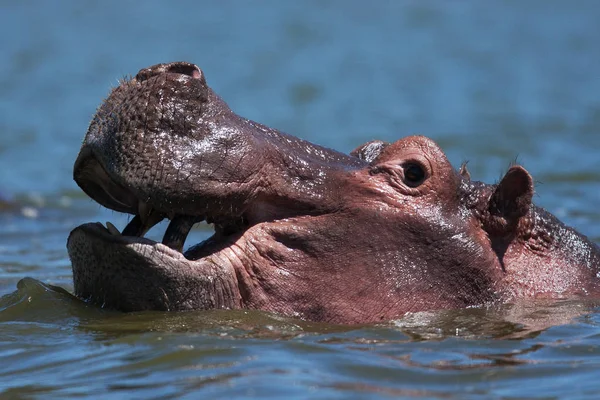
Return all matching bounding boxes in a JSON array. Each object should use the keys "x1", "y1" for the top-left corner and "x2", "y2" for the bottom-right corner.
[{"x1": 76, "y1": 155, "x2": 251, "y2": 259}]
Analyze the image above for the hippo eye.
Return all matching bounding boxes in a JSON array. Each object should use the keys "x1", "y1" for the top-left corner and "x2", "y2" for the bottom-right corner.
[{"x1": 403, "y1": 162, "x2": 426, "y2": 187}]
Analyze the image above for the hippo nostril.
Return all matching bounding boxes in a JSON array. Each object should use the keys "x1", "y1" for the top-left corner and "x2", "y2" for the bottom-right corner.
[
  {"x1": 135, "y1": 62, "x2": 203, "y2": 82},
  {"x1": 165, "y1": 62, "x2": 203, "y2": 80}
]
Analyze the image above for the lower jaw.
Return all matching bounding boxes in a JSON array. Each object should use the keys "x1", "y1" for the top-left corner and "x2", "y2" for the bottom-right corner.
[
  {"x1": 68, "y1": 223, "x2": 183, "y2": 311},
  {"x1": 67, "y1": 222, "x2": 242, "y2": 312}
]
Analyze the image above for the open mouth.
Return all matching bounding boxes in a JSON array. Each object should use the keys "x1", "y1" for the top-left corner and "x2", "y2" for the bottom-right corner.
[{"x1": 74, "y1": 151, "x2": 249, "y2": 259}]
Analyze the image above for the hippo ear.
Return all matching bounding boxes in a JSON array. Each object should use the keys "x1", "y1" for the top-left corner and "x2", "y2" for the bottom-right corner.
[
  {"x1": 489, "y1": 165, "x2": 534, "y2": 220},
  {"x1": 350, "y1": 140, "x2": 390, "y2": 164},
  {"x1": 459, "y1": 162, "x2": 471, "y2": 181}
]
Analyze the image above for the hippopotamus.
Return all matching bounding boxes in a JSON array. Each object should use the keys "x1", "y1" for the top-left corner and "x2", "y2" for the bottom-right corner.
[{"x1": 67, "y1": 62, "x2": 600, "y2": 324}]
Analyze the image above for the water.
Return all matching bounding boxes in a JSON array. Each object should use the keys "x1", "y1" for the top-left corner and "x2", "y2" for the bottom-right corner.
[{"x1": 1, "y1": 1, "x2": 600, "y2": 398}]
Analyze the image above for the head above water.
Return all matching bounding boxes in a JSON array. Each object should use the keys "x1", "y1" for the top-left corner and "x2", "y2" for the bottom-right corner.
[{"x1": 67, "y1": 61, "x2": 600, "y2": 324}]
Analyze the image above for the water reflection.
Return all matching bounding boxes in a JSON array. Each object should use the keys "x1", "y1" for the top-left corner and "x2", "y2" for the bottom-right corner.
[
  {"x1": 1, "y1": 278, "x2": 600, "y2": 397},
  {"x1": 1, "y1": 278, "x2": 597, "y2": 341}
]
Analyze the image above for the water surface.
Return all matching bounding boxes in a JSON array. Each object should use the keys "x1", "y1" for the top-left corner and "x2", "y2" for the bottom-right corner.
[{"x1": 1, "y1": 1, "x2": 600, "y2": 398}]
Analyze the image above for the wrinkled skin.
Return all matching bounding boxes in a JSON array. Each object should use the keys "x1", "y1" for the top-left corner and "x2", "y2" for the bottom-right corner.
[{"x1": 68, "y1": 62, "x2": 600, "y2": 324}]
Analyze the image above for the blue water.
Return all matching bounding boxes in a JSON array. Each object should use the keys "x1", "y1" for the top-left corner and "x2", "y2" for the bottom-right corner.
[{"x1": 1, "y1": 1, "x2": 600, "y2": 398}]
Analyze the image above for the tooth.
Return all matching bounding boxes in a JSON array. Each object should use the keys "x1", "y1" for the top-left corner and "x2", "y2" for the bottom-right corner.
[
  {"x1": 106, "y1": 221, "x2": 120, "y2": 236},
  {"x1": 162, "y1": 215, "x2": 200, "y2": 252},
  {"x1": 121, "y1": 212, "x2": 164, "y2": 237},
  {"x1": 122, "y1": 215, "x2": 143, "y2": 236},
  {"x1": 138, "y1": 200, "x2": 152, "y2": 225},
  {"x1": 121, "y1": 199, "x2": 165, "y2": 238}
]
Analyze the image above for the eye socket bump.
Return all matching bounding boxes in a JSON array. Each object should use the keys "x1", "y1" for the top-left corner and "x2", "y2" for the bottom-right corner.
[{"x1": 402, "y1": 162, "x2": 427, "y2": 187}]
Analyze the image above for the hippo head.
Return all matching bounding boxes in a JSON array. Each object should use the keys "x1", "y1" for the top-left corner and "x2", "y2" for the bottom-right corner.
[
  {"x1": 67, "y1": 62, "x2": 600, "y2": 324},
  {"x1": 353, "y1": 142, "x2": 600, "y2": 302}
]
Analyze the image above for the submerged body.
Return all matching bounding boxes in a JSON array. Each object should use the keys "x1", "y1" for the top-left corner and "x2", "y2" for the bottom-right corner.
[{"x1": 68, "y1": 62, "x2": 600, "y2": 324}]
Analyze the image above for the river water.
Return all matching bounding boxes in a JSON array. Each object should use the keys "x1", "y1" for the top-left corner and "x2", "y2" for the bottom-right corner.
[{"x1": 1, "y1": 1, "x2": 600, "y2": 398}]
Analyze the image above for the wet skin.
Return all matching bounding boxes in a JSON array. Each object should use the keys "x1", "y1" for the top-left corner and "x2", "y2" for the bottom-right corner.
[{"x1": 67, "y1": 62, "x2": 600, "y2": 324}]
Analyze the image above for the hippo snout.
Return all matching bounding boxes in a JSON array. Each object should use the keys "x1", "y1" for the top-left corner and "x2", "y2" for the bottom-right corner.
[{"x1": 135, "y1": 61, "x2": 205, "y2": 83}]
